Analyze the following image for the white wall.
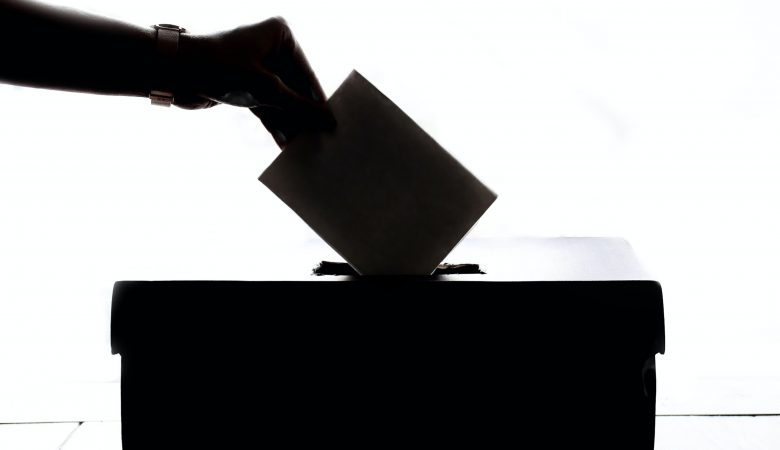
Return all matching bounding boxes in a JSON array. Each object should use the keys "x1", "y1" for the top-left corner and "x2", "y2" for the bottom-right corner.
[{"x1": 1, "y1": 0, "x2": 779, "y2": 416}]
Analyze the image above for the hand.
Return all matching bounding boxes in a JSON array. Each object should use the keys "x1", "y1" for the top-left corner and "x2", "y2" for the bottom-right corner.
[{"x1": 175, "y1": 17, "x2": 335, "y2": 148}]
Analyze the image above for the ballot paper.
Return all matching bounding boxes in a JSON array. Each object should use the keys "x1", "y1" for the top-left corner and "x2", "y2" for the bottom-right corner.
[{"x1": 260, "y1": 70, "x2": 497, "y2": 275}]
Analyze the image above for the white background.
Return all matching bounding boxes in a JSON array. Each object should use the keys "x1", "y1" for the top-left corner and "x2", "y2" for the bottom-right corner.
[{"x1": 1, "y1": 0, "x2": 780, "y2": 419}]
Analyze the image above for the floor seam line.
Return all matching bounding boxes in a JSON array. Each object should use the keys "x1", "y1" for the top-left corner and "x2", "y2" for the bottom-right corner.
[
  {"x1": 657, "y1": 414, "x2": 780, "y2": 417},
  {"x1": 57, "y1": 421, "x2": 83, "y2": 450}
]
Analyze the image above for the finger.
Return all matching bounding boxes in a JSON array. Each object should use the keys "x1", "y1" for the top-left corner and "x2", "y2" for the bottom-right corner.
[
  {"x1": 270, "y1": 20, "x2": 329, "y2": 107},
  {"x1": 250, "y1": 71, "x2": 335, "y2": 131},
  {"x1": 250, "y1": 106, "x2": 288, "y2": 149},
  {"x1": 279, "y1": 37, "x2": 327, "y2": 104}
]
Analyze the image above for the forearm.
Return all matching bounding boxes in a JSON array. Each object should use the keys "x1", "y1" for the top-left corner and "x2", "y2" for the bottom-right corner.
[
  {"x1": 0, "y1": 0, "x2": 155, "y2": 97},
  {"x1": 0, "y1": 4, "x2": 332, "y2": 146}
]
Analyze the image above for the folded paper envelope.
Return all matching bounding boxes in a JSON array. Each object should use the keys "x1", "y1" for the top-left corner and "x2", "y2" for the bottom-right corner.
[{"x1": 260, "y1": 70, "x2": 497, "y2": 275}]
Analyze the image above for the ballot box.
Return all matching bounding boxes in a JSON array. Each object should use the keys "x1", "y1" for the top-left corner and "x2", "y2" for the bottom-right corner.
[{"x1": 111, "y1": 238, "x2": 664, "y2": 449}]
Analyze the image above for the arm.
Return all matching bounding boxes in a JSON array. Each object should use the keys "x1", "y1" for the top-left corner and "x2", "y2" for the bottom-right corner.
[
  {"x1": 0, "y1": 0, "x2": 155, "y2": 96},
  {"x1": 0, "y1": 0, "x2": 333, "y2": 147}
]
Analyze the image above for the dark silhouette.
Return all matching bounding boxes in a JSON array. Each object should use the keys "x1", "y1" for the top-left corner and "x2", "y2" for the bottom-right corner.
[
  {"x1": 111, "y1": 238, "x2": 665, "y2": 450},
  {"x1": 112, "y1": 279, "x2": 664, "y2": 450},
  {"x1": 0, "y1": 0, "x2": 334, "y2": 148}
]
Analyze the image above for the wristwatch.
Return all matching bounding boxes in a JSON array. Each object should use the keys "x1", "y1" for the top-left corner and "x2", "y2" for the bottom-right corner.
[{"x1": 150, "y1": 24, "x2": 187, "y2": 107}]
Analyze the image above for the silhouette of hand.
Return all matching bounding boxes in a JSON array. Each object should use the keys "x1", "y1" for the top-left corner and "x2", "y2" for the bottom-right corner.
[{"x1": 175, "y1": 17, "x2": 334, "y2": 148}]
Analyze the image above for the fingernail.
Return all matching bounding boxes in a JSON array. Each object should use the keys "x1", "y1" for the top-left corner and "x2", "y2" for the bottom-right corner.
[
  {"x1": 310, "y1": 86, "x2": 322, "y2": 102},
  {"x1": 273, "y1": 129, "x2": 288, "y2": 147}
]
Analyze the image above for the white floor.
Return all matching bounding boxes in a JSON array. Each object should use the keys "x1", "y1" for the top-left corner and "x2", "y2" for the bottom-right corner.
[
  {"x1": 1, "y1": 417, "x2": 778, "y2": 449},
  {"x1": 655, "y1": 416, "x2": 780, "y2": 450}
]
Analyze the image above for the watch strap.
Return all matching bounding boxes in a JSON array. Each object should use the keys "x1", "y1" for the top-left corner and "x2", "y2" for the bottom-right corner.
[{"x1": 150, "y1": 24, "x2": 186, "y2": 107}]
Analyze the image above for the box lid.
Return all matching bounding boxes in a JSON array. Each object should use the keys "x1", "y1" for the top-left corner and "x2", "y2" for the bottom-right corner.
[{"x1": 111, "y1": 237, "x2": 664, "y2": 357}]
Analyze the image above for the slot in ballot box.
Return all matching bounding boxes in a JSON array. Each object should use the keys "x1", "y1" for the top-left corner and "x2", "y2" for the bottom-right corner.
[{"x1": 111, "y1": 237, "x2": 664, "y2": 449}]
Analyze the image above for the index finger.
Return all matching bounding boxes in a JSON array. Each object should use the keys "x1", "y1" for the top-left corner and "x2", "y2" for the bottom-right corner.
[{"x1": 272, "y1": 20, "x2": 328, "y2": 105}]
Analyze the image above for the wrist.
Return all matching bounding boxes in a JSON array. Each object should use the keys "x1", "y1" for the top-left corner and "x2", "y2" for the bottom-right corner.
[{"x1": 174, "y1": 32, "x2": 216, "y2": 98}]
